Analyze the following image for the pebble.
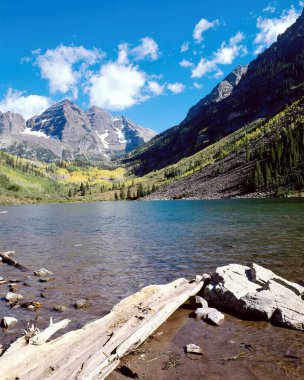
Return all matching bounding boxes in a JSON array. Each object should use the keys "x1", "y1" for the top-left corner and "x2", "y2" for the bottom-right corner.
[
  {"x1": 185, "y1": 344, "x2": 203, "y2": 355},
  {"x1": 54, "y1": 305, "x2": 66, "y2": 312}
]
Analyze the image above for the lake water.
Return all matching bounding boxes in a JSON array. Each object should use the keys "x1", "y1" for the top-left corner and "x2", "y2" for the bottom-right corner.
[{"x1": 0, "y1": 199, "x2": 304, "y2": 344}]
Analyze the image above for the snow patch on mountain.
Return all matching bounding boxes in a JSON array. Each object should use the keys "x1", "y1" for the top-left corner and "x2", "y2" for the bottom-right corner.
[
  {"x1": 115, "y1": 127, "x2": 127, "y2": 144},
  {"x1": 21, "y1": 127, "x2": 50, "y2": 138},
  {"x1": 96, "y1": 130, "x2": 109, "y2": 149}
]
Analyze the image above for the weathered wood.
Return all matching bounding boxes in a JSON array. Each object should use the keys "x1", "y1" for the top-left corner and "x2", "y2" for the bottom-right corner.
[
  {"x1": 0, "y1": 251, "x2": 29, "y2": 271},
  {"x1": 0, "y1": 276, "x2": 204, "y2": 380}
]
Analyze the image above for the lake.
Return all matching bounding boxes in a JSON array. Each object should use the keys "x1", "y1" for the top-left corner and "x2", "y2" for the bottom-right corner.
[{"x1": 0, "y1": 199, "x2": 304, "y2": 343}]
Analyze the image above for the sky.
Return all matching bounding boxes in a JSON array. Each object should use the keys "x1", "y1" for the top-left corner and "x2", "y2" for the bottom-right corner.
[{"x1": 0, "y1": 0, "x2": 303, "y2": 133}]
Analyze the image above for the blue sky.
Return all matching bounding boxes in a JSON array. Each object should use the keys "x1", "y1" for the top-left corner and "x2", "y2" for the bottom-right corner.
[{"x1": 0, "y1": 0, "x2": 302, "y2": 132}]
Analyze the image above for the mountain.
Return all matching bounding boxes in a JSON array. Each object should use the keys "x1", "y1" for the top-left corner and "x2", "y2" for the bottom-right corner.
[
  {"x1": 123, "y1": 8, "x2": 304, "y2": 175},
  {"x1": 0, "y1": 100, "x2": 156, "y2": 163},
  {"x1": 144, "y1": 98, "x2": 304, "y2": 200}
]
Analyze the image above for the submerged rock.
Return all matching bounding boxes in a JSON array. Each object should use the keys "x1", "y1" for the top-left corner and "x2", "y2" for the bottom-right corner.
[
  {"x1": 9, "y1": 283, "x2": 21, "y2": 293},
  {"x1": 1, "y1": 317, "x2": 18, "y2": 329},
  {"x1": 204, "y1": 263, "x2": 304, "y2": 330},
  {"x1": 185, "y1": 343, "x2": 203, "y2": 355},
  {"x1": 21, "y1": 301, "x2": 41, "y2": 310},
  {"x1": 75, "y1": 299, "x2": 88, "y2": 309},
  {"x1": 54, "y1": 305, "x2": 66, "y2": 312},
  {"x1": 39, "y1": 277, "x2": 54, "y2": 283},
  {"x1": 34, "y1": 268, "x2": 53, "y2": 277},
  {"x1": 6, "y1": 292, "x2": 23, "y2": 302}
]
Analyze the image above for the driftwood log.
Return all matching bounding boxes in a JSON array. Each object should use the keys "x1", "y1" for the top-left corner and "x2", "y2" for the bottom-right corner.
[
  {"x1": 0, "y1": 251, "x2": 29, "y2": 271},
  {"x1": 0, "y1": 276, "x2": 204, "y2": 380}
]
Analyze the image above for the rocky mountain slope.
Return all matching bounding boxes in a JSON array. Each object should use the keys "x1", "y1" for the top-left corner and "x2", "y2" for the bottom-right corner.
[
  {"x1": 0, "y1": 100, "x2": 156, "y2": 163},
  {"x1": 146, "y1": 98, "x2": 304, "y2": 200},
  {"x1": 123, "y1": 8, "x2": 304, "y2": 175}
]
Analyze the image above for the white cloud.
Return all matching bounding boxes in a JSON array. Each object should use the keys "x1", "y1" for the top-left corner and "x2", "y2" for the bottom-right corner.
[
  {"x1": 117, "y1": 43, "x2": 129, "y2": 65},
  {"x1": 0, "y1": 88, "x2": 51, "y2": 119},
  {"x1": 192, "y1": 59, "x2": 218, "y2": 78},
  {"x1": 87, "y1": 62, "x2": 147, "y2": 110},
  {"x1": 191, "y1": 32, "x2": 247, "y2": 78},
  {"x1": 34, "y1": 45, "x2": 104, "y2": 99},
  {"x1": 179, "y1": 59, "x2": 194, "y2": 68},
  {"x1": 193, "y1": 82, "x2": 203, "y2": 89},
  {"x1": 180, "y1": 41, "x2": 189, "y2": 53},
  {"x1": 130, "y1": 37, "x2": 159, "y2": 61},
  {"x1": 213, "y1": 32, "x2": 247, "y2": 65},
  {"x1": 167, "y1": 82, "x2": 185, "y2": 94},
  {"x1": 148, "y1": 81, "x2": 164, "y2": 95},
  {"x1": 254, "y1": 6, "x2": 300, "y2": 54},
  {"x1": 263, "y1": 4, "x2": 276, "y2": 13},
  {"x1": 193, "y1": 18, "x2": 219, "y2": 43}
]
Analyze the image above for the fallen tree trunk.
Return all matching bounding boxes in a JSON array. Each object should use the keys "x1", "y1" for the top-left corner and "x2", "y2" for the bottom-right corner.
[
  {"x1": 0, "y1": 275, "x2": 204, "y2": 380},
  {"x1": 0, "y1": 251, "x2": 29, "y2": 271}
]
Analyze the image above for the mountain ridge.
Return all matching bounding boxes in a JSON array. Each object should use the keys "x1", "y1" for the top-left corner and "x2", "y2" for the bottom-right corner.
[{"x1": 0, "y1": 100, "x2": 156, "y2": 163}]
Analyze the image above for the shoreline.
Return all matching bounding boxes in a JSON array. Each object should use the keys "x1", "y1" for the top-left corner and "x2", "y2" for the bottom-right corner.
[
  {"x1": 1, "y1": 192, "x2": 303, "y2": 207},
  {"x1": 108, "y1": 307, "x2": 304, "y2": 380}
]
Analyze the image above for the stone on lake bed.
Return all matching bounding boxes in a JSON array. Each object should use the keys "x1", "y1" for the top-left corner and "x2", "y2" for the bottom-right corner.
[
  {"x1": 54, "y1": 305, "x2": 66, "y2": 312},
  {"x1": 21, "y1": 301, "x2": 41, "y2": 310},
  {"x1": 206, "y1": 310, "x2": 225, "y2": 325},
  {"x1": 0, "y1": 277, "x2": 3, "y2": 281},
  {"x1": 1, "y1": 317, "x2": 18, "y2": 329},
  {"x1": 9, "y1": 283, "x2": 21, "y2": 292},
  {"x1": 6, "y1": 292, "x2": 23, "y2": 302},
  {"x1": 39, "y1": 277, "x2": 54, "y2": 283},
  {"x1": 75, "y1": 299, "x2": 88, "y2": 309},
  {"x1": 195, "y1": 307, "x2": 225, "y2": 325},
  {"x1": 34, "y1": 268, "x2": 53, "y2": 277},
  {"x1": 185, "y1": 344, "x2": 203, "y2": 355}
]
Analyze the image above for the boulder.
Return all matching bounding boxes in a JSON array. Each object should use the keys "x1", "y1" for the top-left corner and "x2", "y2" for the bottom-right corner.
[
  {"x1": 204, "y1": 263, "x2": 304, "y2": 330},
  {"x1": 1, "y1": 317, "x2": 18, "y2": 329}
]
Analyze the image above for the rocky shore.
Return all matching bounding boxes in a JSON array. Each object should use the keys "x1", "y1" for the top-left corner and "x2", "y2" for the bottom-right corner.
[{"x1": 0, "y1": 252, "x2": 303, "y2": 379}]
